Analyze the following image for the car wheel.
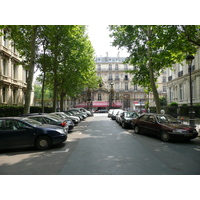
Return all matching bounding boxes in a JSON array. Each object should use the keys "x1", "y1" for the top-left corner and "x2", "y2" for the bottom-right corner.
[
  {"x1": 160, "y1": 131, "x2": 170, "y2": 142},
  {"x1": 122, "y1": 122, "x2": 126, "y2": 129},
  {"x1": 35, "y1": 136, "x2": 51, "y2": 150},
  {"x1": 134, "y1": 125, "x2": 140, "y2": 134}
]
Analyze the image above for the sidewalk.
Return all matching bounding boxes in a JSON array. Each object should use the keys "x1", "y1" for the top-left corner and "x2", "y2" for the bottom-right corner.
[{"x1": 177, "y1": 116, "x2": 200, "y2": 137}]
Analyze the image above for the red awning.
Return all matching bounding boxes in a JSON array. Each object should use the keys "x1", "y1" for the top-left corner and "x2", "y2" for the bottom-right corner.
[
  {"x1": 75, "y1": 103, "x2": 87, "y2": 108},
  {"x1": 75, "y1": 101, "x2": 122, "y2": 108},
  {"x1": 112, "y1": 101, "x2": 122, "y2": 107},
  {"x1": 92, "y1": 101, "x2": 109, "y2": 107},
  {"x1": 92, "y1": 101, "x2": 122, "y2": 108}
]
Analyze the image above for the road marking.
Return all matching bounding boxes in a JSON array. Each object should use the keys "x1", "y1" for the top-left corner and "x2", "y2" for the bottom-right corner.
[
  {"x1": 193, "y1": 148, "x2": 200, "y2": 151},
  {"x1": 52, "y1": 148, "x2": 70, "y2": 153}
]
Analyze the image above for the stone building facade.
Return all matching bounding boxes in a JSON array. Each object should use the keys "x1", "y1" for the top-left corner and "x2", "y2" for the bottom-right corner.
[
  {"x1": 0, "y1": 29, "x2": 31, "y2": 106},
  {"x1": 88, "y1": 52, "x2": 167, "y2": 111},
  {"x1": 166, "y1": 48, "x2": 200, "y2": 106}
]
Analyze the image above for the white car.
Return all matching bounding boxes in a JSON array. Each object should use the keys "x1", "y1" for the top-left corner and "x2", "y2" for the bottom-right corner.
[
  {"x1": 108, "y1": 109, "x2": 114, "y2": 118},
  {"x1": 111, "y1": 109, "x2": 123, "y2": 120}
]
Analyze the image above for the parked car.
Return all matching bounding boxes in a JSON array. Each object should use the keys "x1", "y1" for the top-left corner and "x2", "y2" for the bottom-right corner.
[
  {"x1": 0, "y1": 117, "x2": 67, "y2": 150},
  {"x1": 50, "y1": 112, "x2": 80, "y2": 124},
  {"x1": 108, "y1": 109, "x2": 114, "y2": 118},
  {"x1": 48, "y1": 114, "x2": 74, "y2": 131},
  {"x1": 95, "y1": 109, "x2": 108, "y2": 113},
  {"x1": 26, "y1": 115, "x2": 69, "y2": 132},
  {"x1": 120, "y1": 111, "x2": 139, "y2": 128},
  {"x1": 67, "y1": 110, "x2": 87, "y2": 119},
  {"x1": 131, "y1": 113, "x2": 198, "y2": 142},
  {"x1": 64, "y1": 111, "x2": 84, "y2": 120},
  {"x1": 111, "y1": 109, "x2": 123, "y2": 120},
  {"x1": 115, "y1": 110, "x2": 124, "y2": 123},
  {"x1": 69, "y1": 108, "x2": 92, "y2": 116}
]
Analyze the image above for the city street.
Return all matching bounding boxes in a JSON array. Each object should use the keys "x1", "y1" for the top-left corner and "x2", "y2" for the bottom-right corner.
[{"x1": 0, "y1": 113, "x2": 200, "y2": 175}]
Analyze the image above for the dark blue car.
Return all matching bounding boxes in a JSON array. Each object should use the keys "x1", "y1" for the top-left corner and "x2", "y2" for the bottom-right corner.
[{"x1": 0, "y1": 117, "x2": 67, "y2": 150}]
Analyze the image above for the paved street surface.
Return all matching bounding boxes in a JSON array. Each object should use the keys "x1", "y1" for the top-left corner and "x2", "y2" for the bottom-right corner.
[{"x1": 0, "y1": 113, "x2": 200, "y2": 175}]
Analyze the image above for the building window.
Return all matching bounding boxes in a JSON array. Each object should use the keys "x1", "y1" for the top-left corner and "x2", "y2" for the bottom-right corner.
[
  {"x1": 124, "y1": 64, "x2": 128, "y2": 70},
  {"x1": 109, "y1": 64, "x2": 112, "y2": 71},
  {"x1": 124, "y1": 74, "x2": 128, "y2": 80},
  {"x1": 97, "y1": 64, "x2": 101, "y2": 71},
  {"x1": 115, "y1": 64, "x2": 118, "y2": 71},
  {"x1": 115, "y1": 82, "x2": 119, "y2": 90},
  {"x1": 163, "y1": 86, "x2": 167, "y2": 92},
  {"x1": 169, "y1": 88, "x2": 173, "y2": 101},
  {"x1": 2, "y1": 87, "x2": 7, "y2": 102},
  {"x1": 98, "y1": 94, "x2": 102, "y2": 101},
  {"x1": 108, "y1": 73, "x2": 113, "y2": 81},
  {"x1": 179, "y1": 84, "x2": 183, "y2": 100},
  {"x1": 13, "y1": 63, "x2": 18, "y2": 79},
  {"x1": 115, "y1": 73, "x2": 119, "y2": 81},
  {"x1": 125, "y1": 82, "x2": 128, "y2": 90},
  {"x1": 13, "y1": 88, "x2": 17, "y2": 104},
  {"x1": 162, "y1": 76, "x2": 166, "y2": 83},
  {"x1": 3, "y1": 59, "x2": 7, "y2": 76},
  {"x1": 134, "y1": 85, "x2": 137, "y2": 90}
]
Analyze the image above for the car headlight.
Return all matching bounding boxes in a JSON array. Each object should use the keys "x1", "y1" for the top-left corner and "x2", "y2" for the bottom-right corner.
[
  {"x1": 56, "y1": 128, "x2": 65, "y2": 134},
  {"x1": 172, "y1": 129, "x2": 189, "y2": 134}
]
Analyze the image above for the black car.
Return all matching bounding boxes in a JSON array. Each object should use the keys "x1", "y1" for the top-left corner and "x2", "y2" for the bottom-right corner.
[
  {"x1": 26, "y1": 115, "x2": 69, "y2": 132},
  {"x1": 0, "y1": 117, "x2": 67, "y2": 150},
  {"x1": 131, "y1": 113, "x2": 198, "y2": 142},
  {"x1": 120, "y1": 111, "x2": 139, "y2": 128}
]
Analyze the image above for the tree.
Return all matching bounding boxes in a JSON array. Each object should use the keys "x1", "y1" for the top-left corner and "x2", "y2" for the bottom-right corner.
[
  {"x1": 109, "y1": 25, "x2": 197, "y2": 113},
  {"x1": 37, "y1": 25, "x2": 98, "y2": 111}
]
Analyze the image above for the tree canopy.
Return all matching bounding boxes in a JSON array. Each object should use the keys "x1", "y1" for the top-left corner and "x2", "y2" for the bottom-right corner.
[{"x1": 109, "y1": 25, "x2": 198, "y2": 113}]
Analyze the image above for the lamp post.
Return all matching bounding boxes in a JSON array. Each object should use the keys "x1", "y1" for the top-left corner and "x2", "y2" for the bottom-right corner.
[
  {"x1": 109, "y1": 82, "x2": 114, "y2": 109},
  {"x1": 186, "y1": 55, "x2": 195, "y2": 127}
]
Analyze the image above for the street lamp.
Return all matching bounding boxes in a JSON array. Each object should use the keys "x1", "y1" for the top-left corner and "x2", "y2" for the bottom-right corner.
[{"x1": 186, "y1": 55, "x2": 195, "y2": 127}]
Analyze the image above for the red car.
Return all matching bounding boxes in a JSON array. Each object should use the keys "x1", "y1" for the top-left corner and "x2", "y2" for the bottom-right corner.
[{"x1": 131, "y1": 113, "x2": 198, "y2": 142}]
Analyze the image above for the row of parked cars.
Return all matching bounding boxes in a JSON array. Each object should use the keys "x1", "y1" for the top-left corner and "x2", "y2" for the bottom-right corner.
[
  {"x1": 0, "y1": 108, "x2": 92, "y2": 151},
  {"x1": 108, "y1": 109, "x2": 198, "y2": 142}
]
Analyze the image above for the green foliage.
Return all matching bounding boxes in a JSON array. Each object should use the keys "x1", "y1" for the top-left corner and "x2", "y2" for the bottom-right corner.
[
  {"x1": 160, "y1": 97, "x2": 167, "y2": 106},
  {"x1": 0, "y1": 106, "x2": 24, "y2": 117},
  {"x1": 35, "y1": 25, "x2": 98, "y2": 111},
  {"x1": 34, "y1": 84, "x2": 53, "y2": 99},
  {"x1": 0, "y1": 106, "x2": 54, "y2": 117},
  {"x1": 169, "y1": 102, "x2": 178, "y2": 107},
  {"x1": 109, "y1": 25, "x2": 197, "y2": 113}
]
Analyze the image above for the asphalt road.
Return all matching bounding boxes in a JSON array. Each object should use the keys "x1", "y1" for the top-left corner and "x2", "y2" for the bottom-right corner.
[{"x1": 0, "y1": 113, "x2": 200, "y2": 175}]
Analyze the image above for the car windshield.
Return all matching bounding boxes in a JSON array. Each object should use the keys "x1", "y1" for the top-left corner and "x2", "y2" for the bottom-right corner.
[
  {"x1": 22, "y1": 118, "x2": 43, "y2": 126},
  {"x1": 125, "y1": 112, "x2": 138, "y2": 118},
  {"x1": 48, "y1": 114, "x2": 62, "y2": 120},
  {"x1": 156, "y1": 115, "x2": 179, "y2": 123}
]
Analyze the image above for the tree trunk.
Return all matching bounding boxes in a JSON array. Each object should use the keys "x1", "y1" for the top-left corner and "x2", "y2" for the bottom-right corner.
[
  {"x1": 23, "y1": 26, "x2": 37, "y2": 114},
  {"x1": 41, "y1": 71, "x2": 46, "y2": 113},
  {"x1": 60, "y1": 92, "x2": 64, "y2": 111},
  {"x1": 147, "y1": 26, "x2": 161, "y2": 114}
]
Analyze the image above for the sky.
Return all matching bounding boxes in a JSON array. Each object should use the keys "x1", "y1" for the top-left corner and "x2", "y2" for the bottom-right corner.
[{"x1": 87, "y1": 25, "x2": 129, "y2": 58}]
